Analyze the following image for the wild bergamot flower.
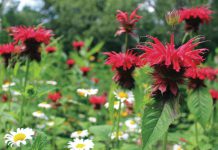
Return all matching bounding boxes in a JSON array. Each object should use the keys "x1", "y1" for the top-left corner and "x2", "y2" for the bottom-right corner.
[
  {"x1": 68, "y1": 138, "x2": 94, "y2": 150},
  {"x1": 4, "y1": 128, "x2": 34, "y2": 147}
]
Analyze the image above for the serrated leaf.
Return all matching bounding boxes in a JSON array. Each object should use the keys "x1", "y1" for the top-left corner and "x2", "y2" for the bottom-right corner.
[
  {"x1": 142, "y1": 99, "x2": 178, "y2": 149},
  {"x1": 187, "y1": 87, "x2": 213, "y2": 127}
]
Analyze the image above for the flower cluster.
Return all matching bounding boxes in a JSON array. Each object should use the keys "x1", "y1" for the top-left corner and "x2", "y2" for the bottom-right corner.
[
  {"x1": 209, "y1": 89, "x2": 218, "y2": 101},
  {"x1": 72, "y1": 41, "x2": 84, "y2": 50},
  {"x1": 115, "y1": 8, "x2": 142, "y2": 37},
  {"x1": 179, "y1": 6, "x2": 213, "y2": 32},
  {"x1": 104, "y1": 50, "x2": 143, "y2": 89},
  {"x1": 185, "y1": 67, "x2": 217, "y2": 89},
  {"x1": 46, "y1": 46, "x2": 56, "y2": 53},
  {"x1": 89, "y1": 95, "x2": 107, "y2": 110},
  {"x1": 9, "y1": 26, "x2": 53, "y2": 61},
  {"x1": 138, "y1": 34, "x2": 206, "y2": 96},
  {"x1": 68, "y1": 130, "x2": 94, "y2": 150}
]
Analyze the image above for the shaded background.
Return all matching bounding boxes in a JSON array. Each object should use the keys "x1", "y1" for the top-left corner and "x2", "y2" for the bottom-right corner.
[{"x1": 0, "y1": 0, "x2": 217, "y2": 56}]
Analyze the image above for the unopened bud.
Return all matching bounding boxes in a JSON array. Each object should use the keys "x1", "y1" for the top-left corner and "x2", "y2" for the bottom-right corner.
[{"x1": 165, "y1": 10, "x2": 180, "y2": 26}]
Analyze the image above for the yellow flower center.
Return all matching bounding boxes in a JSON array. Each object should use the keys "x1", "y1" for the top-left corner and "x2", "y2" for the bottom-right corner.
[
  {"x1": 76, "y1": 143, "x2": 85, "y2": 149},
  {"x1": 13, "y1": 133, "x2": 26, "y2": 142},
  {"x1": 177, "y1": 147, "x2": 182, "y2": 150},
  {"x1": 76, "y1": 131, "x2": 83, "y2": 135},
  {"x1": 121, "y1": 111, "x2": 128, "y2": 117},
  {"x1": 36, "y1": 111, "x2": 42, "y2": 114},
  {"x1": 130, "y1": 120, "x2": 136, "y2": 125},
  {"x1": 114, "y1": 101, "x2": 119, "y2": 105},
  {"x1": 78, "y1": 91, "x2": 85, "y2": 97},
  {"x1": 118, "y1": 92, "x2": 128, "y2": 99},
  {"x1": 117, "y1": 131, "x2": 123, "y2": 137}
]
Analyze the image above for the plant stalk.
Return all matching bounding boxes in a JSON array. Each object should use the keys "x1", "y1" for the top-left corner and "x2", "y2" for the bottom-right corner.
[
  {"x1": 20, "y1": 59, "x2": 30, "y2": 125},
  {"x1": 163, "y1": 131, "x2": 168, "y2": 150}
]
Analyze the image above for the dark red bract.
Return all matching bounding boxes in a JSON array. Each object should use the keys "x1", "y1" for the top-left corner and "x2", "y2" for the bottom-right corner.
[
  {"x1": 179, "y1": 6, "x2": 213, "y2": 32},
  {"x1": 185, "y1": 67, "x2": 217, "y2": 89},
  {"x1": 209, "y1": 89, "x2": 218, "y2": 101},
  {"x1": 138, "y1": 34, "x2": 206, "y2": 96},
  {"x1": 66, "y1": 59, "x2": 75, "y2": 68},
  {"x1": 115, "y1": 7, "x2": 142, "y2": 37},
  {"x1": 72, "y1": 41, "x2": 84, "y2": 50},
  {"x1": 9, "y1": 26, "x2": 53, "y2": 61},
  {"x1": 48, "y1": 92, "x2": 62, "y2": 103},
  {"x1": 104, "y1": 50, "x2": 143, "y2": 89},
  {"x1": 89, "y1": 95, "x2": 107, "y2": 110},
  {"x1": 80, "y1": 67, "x2": 91, "y2": 76},
  {"x1": 46, "y1": 46, "x2": 56, "y2": 53}
]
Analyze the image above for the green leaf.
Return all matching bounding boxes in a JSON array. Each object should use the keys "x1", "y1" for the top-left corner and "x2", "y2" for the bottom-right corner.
[
  {"x1": 142, "y1": 99, "x2": 178, "y2": 149},
  {"x1": 89, "y1": 125, "x2": 112, "y2": 141},
  {"x1": 85, "y1": 41, "x2": 104, "y2": 58},
  {"x1": 187, "y1": 87, "x2": 213, "y2": 127},
  {"x1": 30, "y1": 131, "x2": 48, "y2": 150}
]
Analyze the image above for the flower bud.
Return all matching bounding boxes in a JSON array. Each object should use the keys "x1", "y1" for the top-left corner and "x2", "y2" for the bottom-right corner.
[{"x1": 165, "y1": 10, "x2": 180, "y2": 26}]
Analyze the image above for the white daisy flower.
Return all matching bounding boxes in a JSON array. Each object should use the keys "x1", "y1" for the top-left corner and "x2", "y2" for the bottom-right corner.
[
  {"x1": 104, "y1": 101, "x2": 124, "y2": 110},
  {"x1": 32, "y1": 111, "x2": 48, "y2": 120},
  {"x1": 173, "y1": 144, "x2": 183, "y2": 150},
  {"x1": 76, "y1": 89, "x2": 98, "y2": 97},
  {"x1": 11, "y1": 91, "x2": 21, "y2": 96},
  {"x1": 114, "y1": 90, "x2": 134, "y2": 103},
  {"x1": 38, "y1": 102, "x2": 52, "y2": 109},
  {"x1": 111, "y1": 131, "x2": 129, "y2": 140},
  {"x1": 88, "y1": 117, "x2": 97, "y2": 123},
  {"x1": 4, "y1": 128, "x2": 34, "y2": 147},
  {"x1": 46, "y1": 80, "x2": 57, "y2": 85},
  {"x1": 46, "y1": 121, "x2": 55, "y2": 127},
  {"x1": 71, "y1": 130, "x2": 89, "y2": 138},
  {"x1": 2, "y1": 82, "x2": 15, "y2": 91},
  {"x1": 125, "y1": 119, "x2": 138, "y2": 131},
  {"x1": 36, "y1": 124, "x2": 46, "y2": 129},
  {"x1": 68, "y1": 138, "x2": 94, "y2": 150}
]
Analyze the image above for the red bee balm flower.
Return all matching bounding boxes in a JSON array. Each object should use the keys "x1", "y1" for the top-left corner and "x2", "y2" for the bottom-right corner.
[
  {"x1": 0, "y1": 43, "x2": 22, "y2": 66},
  {"x1": 46, "y1": 46, "x2": 56, "y2": 53},
  {"x1": 89, "y1": 95, "x2": 107, "y2": 110},
  {"x1": 185, "y1": 67, "x2": 217, "y2": 89},
  {"x1": 80, "y1": 67, "x2": 91, "y2": 76},
  {"x1": 9, "y1": 26, "x2": 53, "y2": 61},
  {"x1": 104, "y1": 50, "x2": 143, "y2": 89},
  {"x1": 48, "y1": 92, "x2": 62, "y2": 103},
  {"x1": 138, "y1": 35, "x2": 206, "y2": 96},
  {"x1": 72, "y1": 41, "x2": 84, "y2": 50},
  {"x1": 179, "y1": 6, "x2": 213, "y2": 32},
  {"x1": 115, "y1": 7, "x2": 142, "y2": 37},
  {"x1": 66, "y1": 59, "x2": 75, "y2": 68},
  {"x1": 209, "y1": 89, "x2": 218, "y2": 101}
]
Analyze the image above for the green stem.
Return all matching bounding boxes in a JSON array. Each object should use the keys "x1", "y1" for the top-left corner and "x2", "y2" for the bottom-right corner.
[
  {"x1": 162, "y1": 131, "x2": 168, "y2": 150},
  {"x1": 195, "y1": 122, "x2": 199, "y2": 149},
  {"x1": 19, "y1": 59, "x2": 30, "y2": 125},
  {"x1": 123, "y1": 33, "x2": 128, "y2": 52},
  {"x1": 116, "y1": 101, "x2": 122, "y2": 148},
  {"x1": 182, "y1": 32, "x2": 189, "y2": 44}
]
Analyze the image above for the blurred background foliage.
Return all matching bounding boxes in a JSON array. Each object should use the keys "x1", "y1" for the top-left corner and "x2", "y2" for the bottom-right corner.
[{"x1": 0, "y1": 0, "x2": 217, "y2": 55}]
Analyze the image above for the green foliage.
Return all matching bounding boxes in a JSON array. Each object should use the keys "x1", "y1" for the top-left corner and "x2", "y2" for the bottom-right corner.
[
  {"x1": 142, "y1": 99, "x2": 179, "y2": 149},
  {"x1": 187, "y1": 87, "x2": 213, "y2": 127}
]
